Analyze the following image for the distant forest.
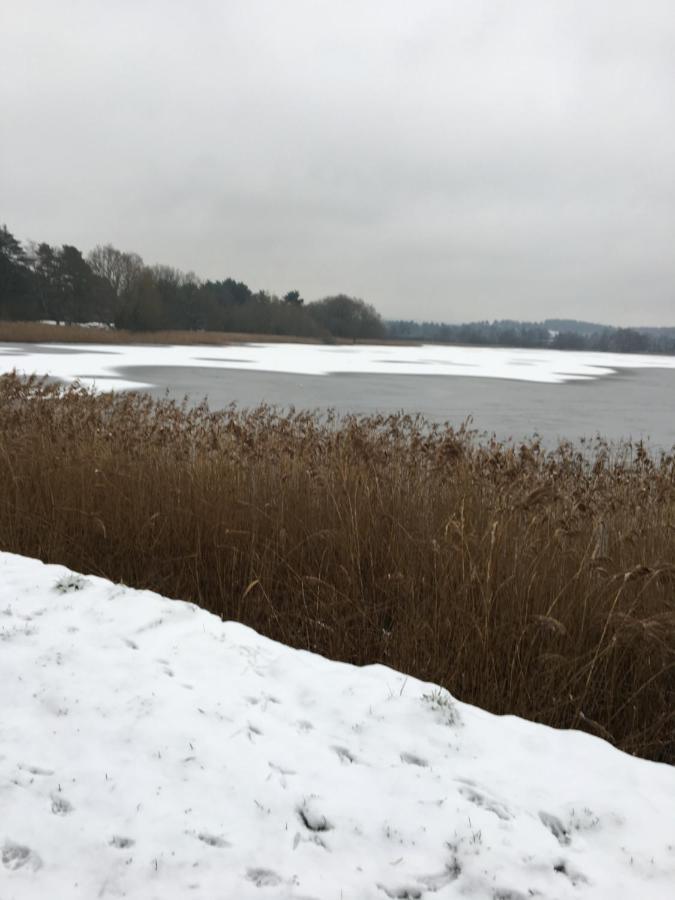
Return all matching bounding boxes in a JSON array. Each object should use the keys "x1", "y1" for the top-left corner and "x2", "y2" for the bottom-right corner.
[
  {"x1": 2, "y1": 223, "x2": 674, "y2": 353},
  {"x1": 387, "y1": 319, "x2": 675, "y2": 354},
  {"x1": 0, "y1": 224, "x2": 386, "y2": 340}
]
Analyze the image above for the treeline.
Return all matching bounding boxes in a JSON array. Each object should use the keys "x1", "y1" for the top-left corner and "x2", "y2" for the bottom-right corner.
[
  {"x1": 388, "y1": 318, "x2": 675, "y2": 355},
  {"x1": 0, "y1": 224, "x2": 386, "y2": 340},
  {"x1": 2, "y1": 223, "x2": 673, "y2": 353},
  {"x1": 387, "y1": 319, "x2": 552, "y2": 347},
  {"x1": 548, "y1": 328, "x2": 675, "y2": 354}
]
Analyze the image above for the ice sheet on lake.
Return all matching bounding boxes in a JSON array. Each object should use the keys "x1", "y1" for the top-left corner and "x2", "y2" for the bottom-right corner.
[{"x1": 2, "y1": 341, "x2": 675, "y2": 390}]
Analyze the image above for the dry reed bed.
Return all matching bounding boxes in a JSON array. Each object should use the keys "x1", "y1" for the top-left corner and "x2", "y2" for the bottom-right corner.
[
  {"x1": 0, "y1": 320, "x2": 404, "y2": 345},
  {"x1": 0, "y1": 321, "x2": 321, "y2": 345},
  {"x1": 1, "y1": 374, "x2": 673, "y2": 762}
]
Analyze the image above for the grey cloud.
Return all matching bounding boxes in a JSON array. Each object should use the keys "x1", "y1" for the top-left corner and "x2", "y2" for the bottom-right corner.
[{"x1": 1, "y1": 0, "x2": 673, "y2": 324}]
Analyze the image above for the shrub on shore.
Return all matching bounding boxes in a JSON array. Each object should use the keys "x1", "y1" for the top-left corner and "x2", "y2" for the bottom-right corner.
[{"x1": 0, "y1": 373, "x2": 673, "y2": 762}]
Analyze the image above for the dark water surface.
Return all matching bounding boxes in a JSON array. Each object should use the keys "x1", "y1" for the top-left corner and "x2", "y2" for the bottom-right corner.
[{"x1": 117, "y1": 364, "x2": 675, "y2": 449}]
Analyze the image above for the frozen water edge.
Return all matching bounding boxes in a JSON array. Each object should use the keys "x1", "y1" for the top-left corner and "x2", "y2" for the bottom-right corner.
[
  {"x1": 1, "y1": 551, "x2": 674, "y2": 899},
  {"x1": 2, "y1": 340, "x2": 675, "y2": 390}
]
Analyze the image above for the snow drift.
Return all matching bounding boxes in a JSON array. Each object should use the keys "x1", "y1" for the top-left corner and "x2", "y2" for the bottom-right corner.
[{"x1": 1, "y1": 552, "x2": 673, "y2": 899}]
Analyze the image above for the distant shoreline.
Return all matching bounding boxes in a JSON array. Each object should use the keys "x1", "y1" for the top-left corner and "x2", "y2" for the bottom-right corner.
[
  {"x1": 0, "y1": 320, "x2": 409, "y2": 347},
  {"x1": 3, "y1": 320, "x2": 675, "y2": 359}
]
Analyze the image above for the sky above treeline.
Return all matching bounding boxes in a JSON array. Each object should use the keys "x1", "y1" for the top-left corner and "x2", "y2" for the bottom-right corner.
[{"x1": 1, "y1": 1, "x2": 674, "y2": 326}]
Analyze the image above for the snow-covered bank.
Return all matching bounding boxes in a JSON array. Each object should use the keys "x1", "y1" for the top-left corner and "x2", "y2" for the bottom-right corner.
[
  {"x1": 1, "y1": 553, "x2": 673, "y2": 899},
  {"x1": 3, "y1": 341, "x2": 675, "y2": 391}
]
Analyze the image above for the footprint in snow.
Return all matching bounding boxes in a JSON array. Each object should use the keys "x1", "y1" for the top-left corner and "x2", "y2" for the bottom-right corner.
[
  {"x1": 553, "y1": 859, "x2": 589, "y2": 886},
  {"x1": 2, "y1": 842, "x2": 42, "y2": 871},
  {"x1": 110, "y1": 836, "x2": 135, "y2": 849},
  {"x1": 247, "y1": 868, "x2": 282, "y2": 887},
  {"x1": 458, "y1": 785, "x2": 512, "y2": 821},
  {"x1": 400, "y1": 752, "x2": 428, "y2": 768},
  {"x1": 416, "y1": 859, "x2": 462, "y2": 891},
  {"x1": 51, "y1": 794, "x2": 73, "y2": 815},
  {"x1": 382, "y1": 866, "x2": 459, "y2": 897},
  {"x1": 539, "y1": 811, "x2": 571, "y2": 846},
  {"x1": 298, "y1": 800, "x2": 333, "y2": 833},
  {"x1": 135, "y1": 617, "x2": 164, "y2": 634},
  {"x1": 196, "y1": 832, "x2": 230, "y2": 848},
  {"x1": 268, "y1": 761, "x2": 296, "y2": 787},
  {"x1": 247, "y1": 693, "x2": 281, "y2": 710},
  {"x1": 334, "y1": 746, "x2": 358, "y2": 764},
  {"x1": 20, "y1": 763, "x2": 54, "y2": 776}
]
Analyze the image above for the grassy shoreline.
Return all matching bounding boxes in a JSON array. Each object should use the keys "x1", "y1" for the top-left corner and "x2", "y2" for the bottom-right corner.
[
  {"x1": 1, "y1": 373, "x2": 673, "y2": 762},
  {"x1": 0, "y1": 320, "x2": 408, "y2": 346},
  {"x1": 4, "y1": 321, "x2": 675, "y2": 362}
]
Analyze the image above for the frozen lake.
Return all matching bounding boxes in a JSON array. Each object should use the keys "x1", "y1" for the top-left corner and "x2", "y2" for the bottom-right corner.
[{"x1": 3, "y1": 341, "x2": 675, "y2": 447}]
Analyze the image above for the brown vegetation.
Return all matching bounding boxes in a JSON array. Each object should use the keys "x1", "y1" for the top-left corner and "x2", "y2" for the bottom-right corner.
[
  {"x1": 0, "y1": 320, "x2": 405, "y2": 346},
  {"x1": 0, "y1": 373, "x2": 673, "y2": 762},
  {"x1": 0, "y1": 320, "x2": 323, "y2": 345}
]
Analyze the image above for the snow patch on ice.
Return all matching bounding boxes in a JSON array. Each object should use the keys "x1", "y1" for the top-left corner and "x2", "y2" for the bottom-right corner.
[{"x1": 3, "y1": 340, "x2": 675, "y2": 391}]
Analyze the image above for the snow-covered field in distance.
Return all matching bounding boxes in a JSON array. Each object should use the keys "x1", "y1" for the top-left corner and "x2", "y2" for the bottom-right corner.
[
  {"x1": 2, "y1": 341, "x2": 675, "y2": 392},
  {"x1": 2, "y1": 552, "x2": 674, "y2": 899}
]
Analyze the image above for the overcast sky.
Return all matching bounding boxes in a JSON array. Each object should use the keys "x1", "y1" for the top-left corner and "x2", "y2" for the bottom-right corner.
[{"x1": 1, "y1": 1, "x2": 674, "y2": 325}]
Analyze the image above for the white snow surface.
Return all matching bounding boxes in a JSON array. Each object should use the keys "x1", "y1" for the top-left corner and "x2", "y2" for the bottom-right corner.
[
  {"x1": 1, "y1": 552, "x2": 674, "y2": 899},
  {"x1": 3, "y1": 341, "x2": 675, "y2": 391}
]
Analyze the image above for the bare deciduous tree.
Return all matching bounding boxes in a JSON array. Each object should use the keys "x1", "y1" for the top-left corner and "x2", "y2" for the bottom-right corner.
[{"x1": 88, "y1": 244, "x2": 144, "y2": 298}]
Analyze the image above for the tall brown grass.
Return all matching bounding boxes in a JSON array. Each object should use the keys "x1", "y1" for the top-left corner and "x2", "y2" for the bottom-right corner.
[
  {"x1": 0, "y1": 320, "x2": 402, "y2": 345},
  {"x1": 0, "y1": 320, "x2": 321, "y2": 345},
  {"x1": 0, "y1": 373, "x2": 673, "y2": 762}
]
